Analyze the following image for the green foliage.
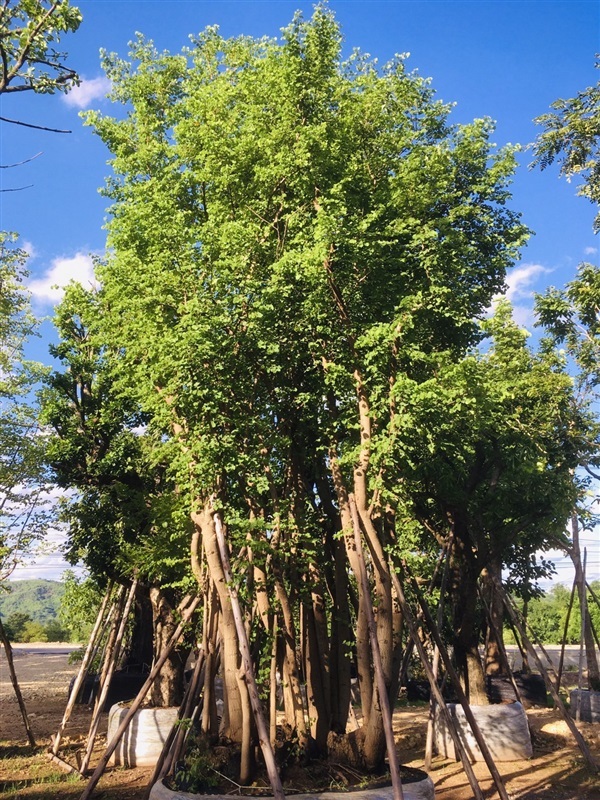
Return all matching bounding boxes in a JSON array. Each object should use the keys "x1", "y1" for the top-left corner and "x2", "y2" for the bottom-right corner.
[
  {"x1": 173, "y1": 733, "x2": 220, "y2": 794},
  {"x1": 41, "y1": 285, "x2": 191, "y2": 589},
  {"x1": 57, "y1": 571, "x2": 102, "y2": 640},
  {"x1": 0, "y1": 235, "x2": 50, "y2": 582},
  {"x1": 0, "y1": 0, "x2": 81, "y2": 96},
  {"x1": 2, "y1": 610, "x2": 31, "y2": 639},
  {"x1": 0, "y1": 578, "x2": 64, "y2": 624},
  {"x1": 85, "y1": 6, "x2": 527, "y2": 523},
  {"x1": 1, "y1": 577, "x2": 58, "y2": 622},
  {"x1": 506, "y1": 581, "x2": 600, "y2": 645},
  {"x1": 537, "y1": 262, "x2": 600, "y2": 394},
  {"x1": 533, "y1": 60, "x2": 600, "y2": 231}
]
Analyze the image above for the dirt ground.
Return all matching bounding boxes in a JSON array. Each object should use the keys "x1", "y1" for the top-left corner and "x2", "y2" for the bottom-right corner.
[{"x1": 1, "y1": 645, "x2": 599, "y2": 800}]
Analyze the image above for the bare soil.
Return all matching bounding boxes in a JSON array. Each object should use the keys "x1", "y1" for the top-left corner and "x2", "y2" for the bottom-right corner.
[{"x1": 1, "y1": 645, "x2": 599, "y2": 800}]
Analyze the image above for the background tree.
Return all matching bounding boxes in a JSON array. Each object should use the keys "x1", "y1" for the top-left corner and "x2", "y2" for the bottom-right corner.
[
  {"x1": 378, "y1": 301, "x2": 587, "y2": 700},
  {"x1": 0, "y1": 0, "x2": 80, "y2": 98},
  {"x1": 533, "y1": 61, "x2": 600, "y2": 230},
  {"x1": 41, "y1": 283, "x2": 193, "y2": 704},
  {"x1": 0, "y1": 234, "x2": 49, "y2": 582},
  {"x1": 534, "y1": 67, "x2": 600, "y2": 691}
]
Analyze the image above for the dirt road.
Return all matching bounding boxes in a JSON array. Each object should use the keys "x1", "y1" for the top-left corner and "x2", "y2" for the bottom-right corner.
[{"x1": 1, "y1": 644, "x2": 599, "y2": 800}]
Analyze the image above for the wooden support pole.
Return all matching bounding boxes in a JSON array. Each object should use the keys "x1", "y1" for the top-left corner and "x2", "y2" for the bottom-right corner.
[
  {"x1": 144, "y1": 648, "x2": 206, "y2": 799},
  {"x1": 390, "y1": 570, "x2": 484, "y2": 800},
  {"x1": 0, "y1": 617, "x2": 36, "y2": 747},
  {"x1": 80, "y1": 579, "x2": 138, "y2": 775},
  {"x1": 269, "y1": 613, "x2": 278, "y2": 746},
  {"x1": 556, "y1": 576, "x2": 578, "y2": 694},
  {"x1": 425, "y1": 541, "x2": 452, "y2": 771},
  {"x1": 349, "y1": 496, "x2": 403, "y2": 800},
  {"x1": 402, "y1": 563, "x2": 512, "y2": 800},
  {"x1": 576, "y1": 549, "x2": 588, "y2": 722},
  {"x1": 52, "y1": 583, "x2": 114, "y2": 756},
  {"x1": 160, "y1": 649, "x2": 206, "y2": 780},
  {"x1": 78, "y1": 594, "x2": 201, "y2": 800},
  {"x1": 495, "y1": 578, "x2": 598, "y2": 773},
  {"x1": 214, "y1": 512, "x2": 286, "y2": 800}
]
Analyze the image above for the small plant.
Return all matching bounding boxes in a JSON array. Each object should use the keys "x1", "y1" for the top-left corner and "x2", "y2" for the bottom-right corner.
[{"x1": 173, "y1": 733, "x2": 220, "y2": 794}]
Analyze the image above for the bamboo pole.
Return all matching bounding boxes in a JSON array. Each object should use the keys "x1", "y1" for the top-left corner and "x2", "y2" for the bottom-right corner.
[
  {"x1": 402, "y1": 563, "x2": 512, "y2": 800},
  {"x1": 495, "y1": 578, "x2": 598, "y2": 773},
  {"x1": 80, "y1": 579, "x2": 138, "y2": 775},
  {"x1": 556, "y1": 576, "x2": 578, "y2": 694},
  {"x1": 52, "y1": 583, "x2": 114, "y2": 756},
  {"x1": 576, "y1": 549, "x2": 588, "y2": 722},
  {"x1": 269, "y1": 613, "x2": 278, "y2": 745},
  {"x1": 586, "y1": 581, "x2": 600, "y2": 613},
  {"x1": 160, "y1": 649, "x2": 206, "y2": 780},
  {"x1": 477, "y1": 583, "x2": 523, "y2": 706},
  {"x1": 424, "y1": 541, "x2": 452, "y2": 770},
  {"x1": 349, "y1": 496, "x2": 403, "y2": 800},
  {"x1": 0, "y1": 617, "x2": 36, "y2": 747},
  {"x1": 390, "y1": 570, "x2": 484, "y2": 800},
  {"x1": 143, "y1": 648, "x2": 207, "y2": 800},
  {"x1": 214, "y1": 512, "x2": 286, "y2": 800},
  {"x1": 78, "y1": 594, "x2": 201, "y2": 800}
]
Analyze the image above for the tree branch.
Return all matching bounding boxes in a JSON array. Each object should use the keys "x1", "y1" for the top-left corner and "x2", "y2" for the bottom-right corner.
[
  {"x1": 0, "y1": 115, "x2": 70, "y2": 133},
  {"x1": 0, "y1": 152, "x2": 42, "y2": 168}
]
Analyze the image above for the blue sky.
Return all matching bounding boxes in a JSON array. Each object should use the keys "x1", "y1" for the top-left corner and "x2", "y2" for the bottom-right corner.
[{"x1": 1, "y1": 0, "x2": 599, "y2": 582}]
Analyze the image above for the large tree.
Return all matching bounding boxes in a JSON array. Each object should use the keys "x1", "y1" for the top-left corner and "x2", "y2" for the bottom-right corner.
[{"x1": 84, "y1": 6, "x2": 528, "y2": 777}]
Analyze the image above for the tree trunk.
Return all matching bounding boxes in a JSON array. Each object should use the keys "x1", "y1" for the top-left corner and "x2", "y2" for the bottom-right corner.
[
  {"x1": 328, "y1": 526, "x2": 352, "y2": 734},
  {"x1": 330, "y1": 451, "x2": 373, "y2": 723},
  {"x1": 149, "y1": 586, "x2": 190, "y2": 707},
  {"x1": 302, "y1": 562, "x2": 331, "y2": 752},
  {"x1": 451, "y1": 540, "x2": 487, "y2": 705},
  {"x1": 123, "y1": 584, "x2": 154, "y2": 671},
  {"x1": 483, "y1": 560, "x2": 505, "y2": 677},
  {"x1": 192, "y1": 507, "x2": 244, "y2": 742}
]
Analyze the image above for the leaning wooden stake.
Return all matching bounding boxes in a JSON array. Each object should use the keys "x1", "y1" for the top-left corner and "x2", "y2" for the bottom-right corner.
[
  {"x1": 390, "y1": 570, "x2": 484, "y2": 800},
  {"x1": 214, "y1": 512, "x2": 286, "y2": 800},
  {"x1": 0, "y1": 617, "x2": 36, "y2": 747},
  {"x1": 52, "y1": 583, "x2": 114, "y2": 756},
  {"x1": 144, "y1": 648, "x2": 206, "y2": 799},
  {"x1": 477, "y1": 583, "x2": 523, "y2": 706},
  {"x1": 575, "y1": 549, "x2": 588, "y2": 722},
  {"x1": 403, "y1": 563, "x2": 512, "y2": 800},
  {"x1": 495, "y1": 578, "x2": 599, "y2": 773},
  {"x1": 80, "y1": 579, "x2": 138, "y2": 775},
  {"x1": 78, "y1": 593, "x2": 201, "y2": 800},
  {"x1": 424, "y1": 541, "x2": 452, "y2": 770},
  {"x1": 349, "y1": 496, "x2": 403, "y2": 800},
  {"x1": 556, "y1": 576, "x2": 578, "y2": 694},
  {"x1": 160, "y1": 649, "x2": 206, "y2": 781}
]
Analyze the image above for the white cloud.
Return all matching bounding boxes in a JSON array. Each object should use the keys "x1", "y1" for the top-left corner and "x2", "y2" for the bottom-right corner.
[
  {"x1": 488, "y1": 263, "x2": 552, "y2": 330},
  {"x1": 62, "y1": 75, "x2": 111, "y2": 110},
  {"x1": 28, "y1": 253, "x2": 98, "y2": 304},
  {"x1": 504, "y1": 263, "x2": 551, "y2": 303},
  {"x1": 584, "y1": 247, "x2": 598, "y2": 256},
  {"x1": 21, "y1": 240, "x2": 37, "y2": 259}
]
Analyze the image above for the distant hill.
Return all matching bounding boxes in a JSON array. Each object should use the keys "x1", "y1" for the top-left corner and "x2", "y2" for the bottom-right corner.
[{"x1": 0, "y1": 579, "x2": 64, "y2": 625}]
